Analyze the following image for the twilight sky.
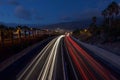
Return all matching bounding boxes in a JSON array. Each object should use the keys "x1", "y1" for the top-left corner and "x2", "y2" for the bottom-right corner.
[{"x1": 0, "y1": 0, "x2": 120, "y2": 25}]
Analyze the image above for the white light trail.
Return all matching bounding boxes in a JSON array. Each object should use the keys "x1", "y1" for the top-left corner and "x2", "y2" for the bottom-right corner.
[
  {"x1": 17, "y1": 38, "x2": 57, "y2": 80},
  {"x1": 38, "y1": 35, "x2": 64, "y2": 80}
]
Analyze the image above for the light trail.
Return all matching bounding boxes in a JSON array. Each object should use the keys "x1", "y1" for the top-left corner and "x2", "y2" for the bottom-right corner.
[
  {"x1": 16, "y1": 35, "x2": 118, "y2": 80},
  {"x1": 17, "y1": 35, "x2": 65, "y2": 80},
  {"x1": 63, "y1": 38, "x2": 79, "y2": 80},
  {"x1": 67, "y1": 36, "x2": 112, "y2": 80},
  {"x1": 17, "y1": 37, "x2": 57, "y2": 80},
  {"x1": 65, "y1": 36, "x2": 89, "y2": 80},
  {"x1": 39, "y1": 35, "x2": 64, "y2": 80},
  {"x1": 65, "y1": 36, "x2": 117, "y2": 80},
  {"x1": 61, "y1": 40, "x2": 67, "y2": 80}
]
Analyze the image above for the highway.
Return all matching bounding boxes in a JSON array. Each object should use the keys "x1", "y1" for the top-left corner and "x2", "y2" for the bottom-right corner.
[
  {"x1": 0, "y1": 35, "x2": 120, "y2": 80},
  {"x1": 64, "y1": 36, "x2": 119, "y2": 80}
]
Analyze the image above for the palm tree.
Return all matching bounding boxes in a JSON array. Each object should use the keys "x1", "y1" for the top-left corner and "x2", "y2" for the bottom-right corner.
[
  {"x1": 102, "y1": 9, "x2": 109, "y2": 19},
  {"x1": 22, "y1": 26, "x2": 29, "y2": 38},
  {"x1": 8, "y1": 27, "x2": 14, "y2": 45},
  {"x1": 16, "y1": 25, "x2": 22, "y2": 42},
  {"x1": 102, "y1": 9, "x2": 110, "y2": 26},
  {"x1": 32, "y1": 28, "x2": 37, "y2": 37},
  {"x1": 88, "y1": 16, "x2": 98, "y2": 37},
  {"x1": 0, "y1": 24, "x2": 6, "y2": 47},
  {"x1": 92, "y1": 16, "x2": 97, "y2": 24},
  {"x1": 27, "y1": 27, "x2": 31, "y2": 38},
  {"x1": 108, "y1": 1, "x2": 120, "y2": 18},
  {"x1": 107, "y1": 1, "x2": 120, "y2": 26},
  {"x1": 102, "y1": 10, "x2": 106, "y2": 19}
]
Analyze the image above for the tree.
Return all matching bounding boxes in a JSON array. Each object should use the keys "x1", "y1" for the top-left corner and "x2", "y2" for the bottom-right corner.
[
  {"x1": 73, "y1": 29, "x2": 80, "y2": 37},
  {"x1": 16, "y1": 25, "x2": 22, "y2": 42},
  {"x1": 107, "y1": 1, "x2": 120, "y2": 18},
  {"x1": 107, "y1": 1, "x2": 120, "y2": 26},
  {"x1": 8, "y1": 27, "x2": 14, "y2": 45},
  {"x1": 101, "y1": 1, "x2": 120, "y2": 41},
  {"x1": 32, "y1": 28, "x2": 37, "y2": 38},
  {"x1": 88, "y1": 16, "x2": 98, "y2": 36},
  {"x1": 102, "y1": 9, "x2": 108, "y2": 19},
  {"x1": 22, "y1": 26, "x2": 29, "y2": 38},
  {"x1": 92, "y1": 16, "x2": 97, "y2": 24},
  {"x1": 0, "y1": 24, "x2": 6, "y2": 47}
]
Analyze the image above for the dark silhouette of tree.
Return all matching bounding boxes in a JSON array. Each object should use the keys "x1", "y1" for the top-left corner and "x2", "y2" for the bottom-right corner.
[
  {"x1": 0, "y1": 24, "x2": 6, "y2": 47},
  {"x1": 32, "y1": 28, "x2": 37, "y2": 38},
  {"x1": 101, "y1": 1, "x2": 120, "y2": 42},
  {"x1": 102, "y1": 9, "x2": 109, "y2": 25},
  {"x1": 107, "y1": 1, "x2": 120, "y2": 18},
  {"x1": 102, "y1": 1, "x2": 120, "y2": 27},
  {"x1": 22, "y1": 26, "x2": 29, "y2": 38},
  {"x1": 27, "y1": 27, "x2": 31, "y2": 38},
  {"x1": 17, "y1": 25, "x2": 22, "y2": 42},
  {"x1": 92, "y1": 16, "x2": 97, "y2": 24},
  {"x1": 73, "y1": 29, "x2": 80, "y2": 36},
  {"x1": 88, "y1": 16, "x2": 98, "y2": 36},
  {"x1": 102, "y1": 9, "x2": 108, "y2": 19},
  {"x1": 8, "y1": 27, "x2": 14, "y2": 45}
]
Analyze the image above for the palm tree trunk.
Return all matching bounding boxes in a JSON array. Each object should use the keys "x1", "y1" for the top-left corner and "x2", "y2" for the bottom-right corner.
[
  {"x1": 11, "y1": 31, "x2": 14, "y2": 45},
  {"x1": 24, "y1": 30, "x2": 27, "y2": 38},
  {"x1": 18, "y1": 30, "x2": 21, "y2": 43},
  {"x1": 0, "y1": 30, "x2": 4, "y2": 47}
]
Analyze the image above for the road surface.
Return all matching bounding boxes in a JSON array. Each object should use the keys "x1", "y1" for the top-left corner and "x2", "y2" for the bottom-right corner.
[{"x1": 0, "y1": 35, "x2": 120, "y2": 80}]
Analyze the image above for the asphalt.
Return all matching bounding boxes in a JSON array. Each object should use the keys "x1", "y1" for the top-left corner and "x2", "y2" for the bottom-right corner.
[
  {"x1": 72, "y1": 36, "x2": 120, "y2": 80},
  {"x1": 0, "y1": 35, "x2": 120, "y2": 80},
  {"x1": 0, "y1": 37, "x2": 53, "y2": 80}
]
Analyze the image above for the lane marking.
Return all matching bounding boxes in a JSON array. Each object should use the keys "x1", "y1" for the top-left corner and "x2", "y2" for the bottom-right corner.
[
  {"x1": 17, "y1": 38, "x2": 57, "y2": 80},
  {"x1": 39, "y1": 35, "x2": 64, "y2": 80}
]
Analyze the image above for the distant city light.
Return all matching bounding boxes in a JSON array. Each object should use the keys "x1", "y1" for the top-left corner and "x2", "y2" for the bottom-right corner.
[{"x1": 84, "y1": 29, "x2": 87, "y2": 32}]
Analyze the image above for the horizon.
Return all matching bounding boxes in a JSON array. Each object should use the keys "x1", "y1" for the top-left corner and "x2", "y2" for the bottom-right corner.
[{"x1": 0, "y1": 17, "x2": 103, "y2": 30}]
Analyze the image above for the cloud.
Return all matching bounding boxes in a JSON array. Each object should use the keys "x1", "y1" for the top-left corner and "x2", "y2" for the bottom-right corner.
[
  {"x1": 14, "y1": 6, "x2": 32, "y2": 20},
  {"x1": 31, "y1": 8, "x2": 44, "y2": 20},
  {"x1": 7, "y1": 0, "x2": 19, "y2": 5}
]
